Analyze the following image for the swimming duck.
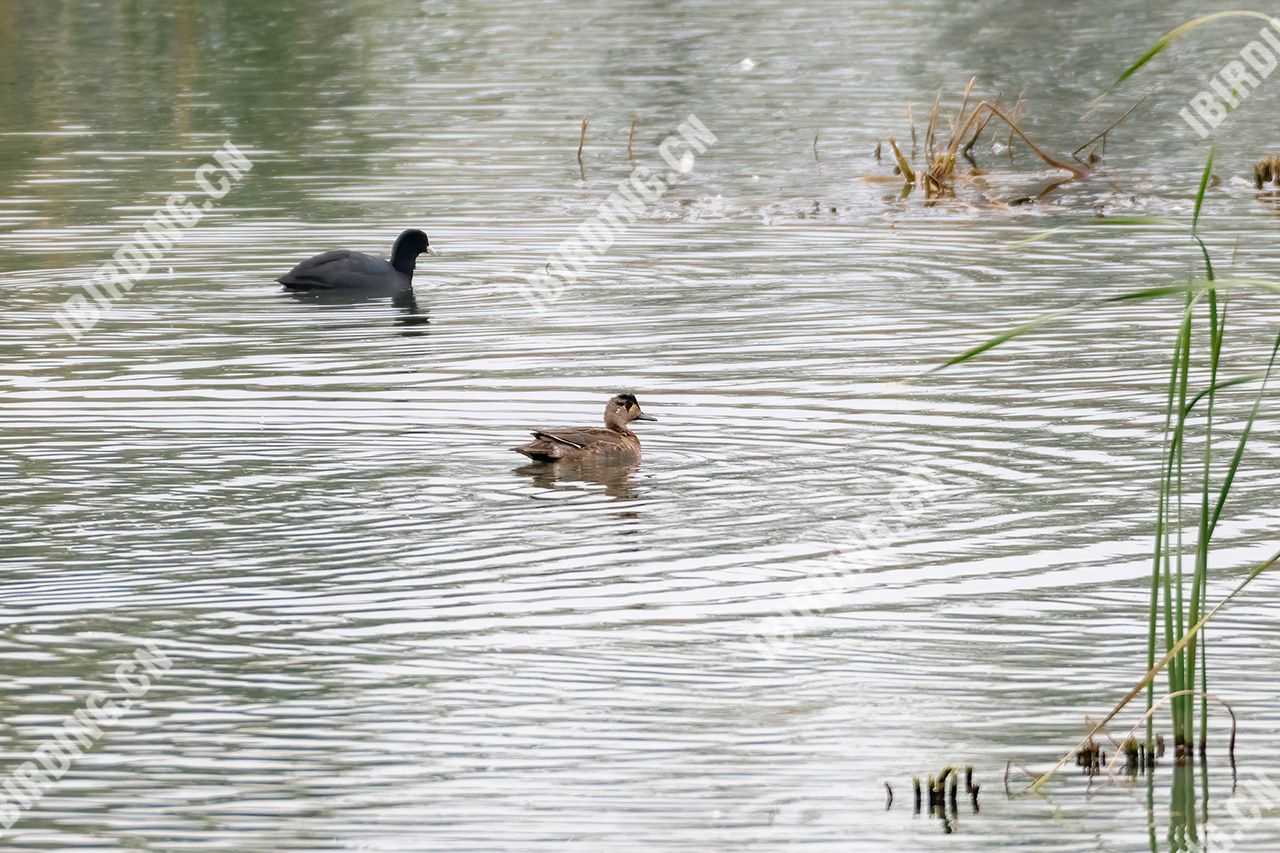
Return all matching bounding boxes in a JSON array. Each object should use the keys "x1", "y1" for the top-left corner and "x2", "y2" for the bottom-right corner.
[
  {"x1": 513, "y1": 394, "x2": 656, "y2": 463},
  {"x1": 276, "y1": 228, "x2": 436, "y2": 291}
]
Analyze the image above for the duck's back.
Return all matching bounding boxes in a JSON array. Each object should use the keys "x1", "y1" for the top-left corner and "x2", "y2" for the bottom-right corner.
[
  {"x1": 514, "y1": 428, "x2": 639, "y2": 462},
  {"x1": 277, "y1": 250, "x2": 404, "y2": 291}
]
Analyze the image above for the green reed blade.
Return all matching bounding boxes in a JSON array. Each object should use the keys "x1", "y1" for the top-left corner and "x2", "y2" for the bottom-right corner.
[
  {"x1": 1193, "y1": 147, "x2": 1215, "y2": 233},
  {"x1": 1113, "y1": 11, "x2": 1277, "y2": 88},
  {"x1": 1208, "y1": 330, "x2": 1280, "y2": 536}
]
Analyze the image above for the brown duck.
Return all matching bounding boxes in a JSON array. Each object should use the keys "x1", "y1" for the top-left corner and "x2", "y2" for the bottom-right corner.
[{"x1": 513, "y1": 393, "x2": 656, "y2": 463}]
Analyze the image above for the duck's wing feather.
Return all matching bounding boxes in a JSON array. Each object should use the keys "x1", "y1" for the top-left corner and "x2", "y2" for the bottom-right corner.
[
  {"x1": 276, "y1": 251, "x2": 401, "y2": 290},
  {"x1": 512, "y1": 428, "x2": 615, "y2": 461},
  {"x1": 533, "y1": 428, "x2": 615, "y2": 448}
]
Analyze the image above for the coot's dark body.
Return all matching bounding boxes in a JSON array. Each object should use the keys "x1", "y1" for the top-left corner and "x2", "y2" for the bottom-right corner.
[{"x1": 277, "y1": 229, "x2": 433, "y2": 291}]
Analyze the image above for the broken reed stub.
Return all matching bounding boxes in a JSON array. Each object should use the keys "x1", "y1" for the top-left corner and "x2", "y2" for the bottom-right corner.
[{"x1": 906, "y1": 765, "x2": 981, "y2": 819}]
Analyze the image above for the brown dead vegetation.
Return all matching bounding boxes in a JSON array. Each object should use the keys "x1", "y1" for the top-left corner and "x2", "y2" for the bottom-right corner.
[{"x1": 882, "y1": 77, "x2": 1149, "y2": 203}]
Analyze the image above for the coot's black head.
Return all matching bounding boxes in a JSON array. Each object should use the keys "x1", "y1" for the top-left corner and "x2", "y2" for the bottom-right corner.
[{"x1": 390, "y1": 228, "x2": 435, "y2": 275}]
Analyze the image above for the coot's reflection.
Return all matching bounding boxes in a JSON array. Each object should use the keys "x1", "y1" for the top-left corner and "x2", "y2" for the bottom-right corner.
[
  {"x1": 516, "y1": 458, "x2": 641, "y2": 501},
  {"x1": 281, "y1": 286, "x2": 429, "y2": 336}
]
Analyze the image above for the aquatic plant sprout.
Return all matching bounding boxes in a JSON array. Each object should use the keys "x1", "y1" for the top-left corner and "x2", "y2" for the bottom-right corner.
[{"x1": 932, "y1": 149, "x2": 1280, "y2": 791}]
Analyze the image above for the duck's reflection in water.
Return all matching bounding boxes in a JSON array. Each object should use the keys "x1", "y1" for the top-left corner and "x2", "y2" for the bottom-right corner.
[
  {"x1": 516, "y1": 458, "x2": 641, "y2": 501},
  {"x1": 280, "y1": 287, "x2": 429, "y2": 336}
]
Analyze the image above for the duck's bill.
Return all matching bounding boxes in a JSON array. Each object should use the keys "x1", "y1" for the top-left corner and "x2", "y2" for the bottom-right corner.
[
  {"x1": 636, "y1": 413, "x2": 657, "y2": 421},
  {"x1": 425, "y1": 246, "x2": 440, "y2": 256}
]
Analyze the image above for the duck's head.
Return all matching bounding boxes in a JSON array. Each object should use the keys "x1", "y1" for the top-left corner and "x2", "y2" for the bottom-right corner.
[
  {"x1": 604, "y1": 393, "x2": 656, "y2": 431},
  {"x1": 390, "y1": 228, "x2": 437, "y2": 275}
]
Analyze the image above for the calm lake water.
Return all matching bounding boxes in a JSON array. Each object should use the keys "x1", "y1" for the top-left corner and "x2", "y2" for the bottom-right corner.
[{"x1": 3, "y1": 0, "x2": 1280, "y2": 850}]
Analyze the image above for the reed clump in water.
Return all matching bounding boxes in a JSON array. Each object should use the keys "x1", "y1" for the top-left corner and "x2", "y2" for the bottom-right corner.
[
  {"x1": 879, "y1": 77, "x2": 1164, "y2": 204},
  {"x1": 926, "y1": 14, "x2": 1280, "y2": 793},
  {"x1": 1074, "y1": 738, "x2": 1105, "y2": 776},
  {"x1": 933, "y1": 149, "x2": 1280, "y2": 791},
  {"x1": 1119, "y1": 734, "x2": 1165, "y2": 775},
  {"x1": 881, "y1": 76, "x2": 1092, "y2": 200},
  {"x1": 1253, "y1": 154, "x2": 1280, "y2": 188},
  {"x1": 1069, "y1": 715, "x2": 1170, "y2": 778}
]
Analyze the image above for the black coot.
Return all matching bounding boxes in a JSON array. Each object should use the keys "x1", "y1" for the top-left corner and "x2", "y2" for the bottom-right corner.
[{"x1": 276, "y1": 229, "x2": 435, "y2": 291}]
